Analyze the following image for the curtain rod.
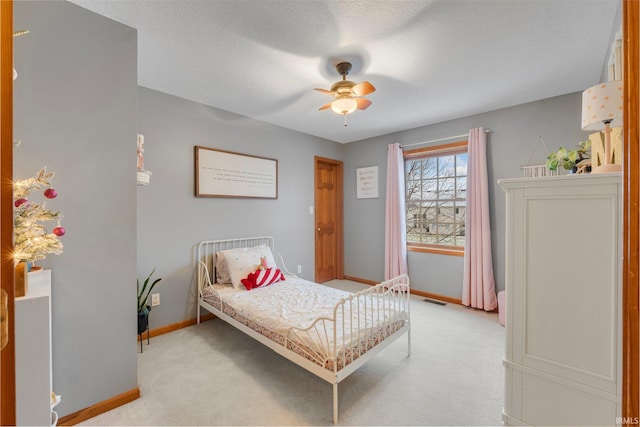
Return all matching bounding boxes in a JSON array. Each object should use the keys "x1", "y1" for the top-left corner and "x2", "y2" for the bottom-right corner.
[{"x1": 401, "y1": 129, "x2": 492, "y2": 149}]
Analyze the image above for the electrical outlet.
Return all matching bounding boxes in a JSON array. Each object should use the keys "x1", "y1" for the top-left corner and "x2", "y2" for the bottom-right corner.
[
  {"x1": 151, "y1": 293, "x2": 160, "y2": 306},
  {"x1": 297, "y1": 265, "x2": 302, "y2": 274}
]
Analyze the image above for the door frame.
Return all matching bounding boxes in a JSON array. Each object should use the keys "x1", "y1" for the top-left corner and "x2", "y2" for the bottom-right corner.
[
  {"x1": 623, "y1": 0, "x2": 639, "y2": 419},
  {"x1": 314, "y1": 156, "x2": 344, "y2": 283},
  {"x1": 0, "y1": 0, "x2": 16, "y2": 424}
]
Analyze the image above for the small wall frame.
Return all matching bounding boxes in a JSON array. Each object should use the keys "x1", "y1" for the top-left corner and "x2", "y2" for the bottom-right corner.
[{"x1": 356, "y1": 166, "x2": 379, "y2": 199}]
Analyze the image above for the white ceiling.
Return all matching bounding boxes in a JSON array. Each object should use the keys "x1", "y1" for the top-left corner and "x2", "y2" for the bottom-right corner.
[{"x1": 69, "y1": 0, "x2": 620, "y2": 144}]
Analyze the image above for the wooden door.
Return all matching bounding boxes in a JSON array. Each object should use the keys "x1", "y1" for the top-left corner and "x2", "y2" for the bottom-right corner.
[
  {"x1": 0, "y1": 0, "x2": 15, "y2": 425},
  {"x1": 314, "y1": 157, "x2": 344, "y2": 283}
]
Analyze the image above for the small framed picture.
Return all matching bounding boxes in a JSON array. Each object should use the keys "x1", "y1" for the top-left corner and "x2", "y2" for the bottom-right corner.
[{"x1": 356, "y1": 166, "x2": 379, "y2": 199}]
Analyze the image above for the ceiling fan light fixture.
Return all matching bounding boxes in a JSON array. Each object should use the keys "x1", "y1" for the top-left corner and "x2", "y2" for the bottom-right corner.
[
  {"x1": 331, "y1": 97, "x2": 358, "y2": 115},
  {"x1": 315, "y1": 61, "x2": 375, "y2": 125}
]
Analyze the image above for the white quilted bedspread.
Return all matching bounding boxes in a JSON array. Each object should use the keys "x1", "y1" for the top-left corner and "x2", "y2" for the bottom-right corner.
[{"x1": 219, "y1": 276, "x2": 351, "y2": 334}]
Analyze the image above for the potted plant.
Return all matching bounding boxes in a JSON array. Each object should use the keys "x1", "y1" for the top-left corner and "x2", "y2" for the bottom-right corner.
[
  {"x1": 137, "y1": 269, "x2": 161, "y2": 335},
  {"x1": 546, "y1": 140, "x2": 591, "y2": 173}
]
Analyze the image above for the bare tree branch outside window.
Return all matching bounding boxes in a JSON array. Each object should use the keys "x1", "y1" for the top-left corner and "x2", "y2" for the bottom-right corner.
[{"x1": 405, "y1": 151, "x2": 467, "y2": 248}]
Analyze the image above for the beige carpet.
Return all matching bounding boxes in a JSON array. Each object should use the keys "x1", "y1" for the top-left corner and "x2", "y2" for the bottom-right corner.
[{"x1": 79, "y1": 280, "x2": 504, "y2": 426}]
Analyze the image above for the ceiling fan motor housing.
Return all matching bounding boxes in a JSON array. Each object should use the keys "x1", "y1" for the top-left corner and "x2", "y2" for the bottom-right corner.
[
  {"x1": 335, "y1": 61, "x2": 353, "y2": 77},
  {"x1": 330, "y1": 80, "x2": 356, "y2": 95}
]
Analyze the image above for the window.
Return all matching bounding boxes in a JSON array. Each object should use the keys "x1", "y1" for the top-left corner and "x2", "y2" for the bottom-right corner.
[{"x1": 404, "y1": 141, "x2": 467, "y2": 256}]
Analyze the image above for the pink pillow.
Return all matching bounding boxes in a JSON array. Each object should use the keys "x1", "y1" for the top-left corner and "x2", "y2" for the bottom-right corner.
[{"x1": 241, "y1": 267, "x2": 285, "y2": 290}]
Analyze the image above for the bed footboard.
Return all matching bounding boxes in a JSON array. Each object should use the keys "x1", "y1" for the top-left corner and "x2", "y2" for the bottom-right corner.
[
  {"x1": 285, "y1": 274, "x2": 411, "y2": 370},
  {"x1": 285, "y1": 274, "x2": 410, "y2": 424}
]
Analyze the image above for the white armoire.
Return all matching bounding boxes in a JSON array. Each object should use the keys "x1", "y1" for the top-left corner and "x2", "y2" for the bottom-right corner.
[{"x1": 499, "y1": 174, "x2": 622, "y2": 426}]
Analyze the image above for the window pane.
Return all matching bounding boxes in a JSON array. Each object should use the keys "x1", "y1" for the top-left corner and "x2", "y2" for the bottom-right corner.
[
  {"x1": 438, "y1": 155, "x2": 455, "y2": 177},
  {"x1": 455, "y1": 222, "x2": 466, "y2": 246},
  {"x1": 423, "y1": 206, "x2": 436, "y2": 225},
  {"x1": 456, "y1": 177, "x2": 467, "y2": 199},
  {"x1": 406, "y1": 202, "x2": 421, "y2": 221},
  {"x1": 438, "y1": 178, "x2": 456, "y2": 199},
  {"x1": 405, "y1": 159, "x2": 421, "y2": 180},
  {"x1": 436, "y1": 224, "x2": 454, "y2": 245},
  {"x1": 438, "y1": 206, "x2": 455, "y2": 221},
  {"x1": 422, "y1": 178, "x2": 438, "y2": 200},
  {"x1": 456, "y1": 153, "x2": 468, "y2": 176},
  {"x1": 407, "y1": 222, "x2": 422, "y2": 243},
  {"x1": 424, "y1": 234, "x2": 438, "y2": 245},
  {"x1": 406, "y1": 180, "x2": 421, "y2": 201},
  {"x1": 455, "y1": 204, "x2": 466, "y2": 222},
  {"x1": 422, "y1": 158, "x2": 437, "y2": 179}
]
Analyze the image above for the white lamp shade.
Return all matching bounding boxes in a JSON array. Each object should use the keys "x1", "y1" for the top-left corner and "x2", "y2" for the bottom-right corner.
[
  {"x1": 581, "y1": 81, "x2": 623, "y2": 130},
  {"x1": 331, "y1": 97, "x2": 358, "y2": 115}
]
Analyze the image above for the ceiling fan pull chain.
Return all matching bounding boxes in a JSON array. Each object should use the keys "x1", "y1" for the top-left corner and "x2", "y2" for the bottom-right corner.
[{"x1": 344, "y1": 114, "x2": 348, "y2": 127}]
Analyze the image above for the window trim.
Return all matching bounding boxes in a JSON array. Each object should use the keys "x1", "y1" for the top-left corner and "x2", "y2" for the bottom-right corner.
[
  {"x1": 407, "y1": 243, "x2": 464, "y2": 257},
  {"x1": 404, "y1": 140, "x2": 468, "y2": 256},
  {"x1": 403, "y1": 140, "x2": 468, "y2": 159}
]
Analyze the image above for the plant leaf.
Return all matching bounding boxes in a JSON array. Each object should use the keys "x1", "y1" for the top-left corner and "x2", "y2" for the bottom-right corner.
[{"x1": 137, "y1": 269, "x2": 161, "y2": 312}]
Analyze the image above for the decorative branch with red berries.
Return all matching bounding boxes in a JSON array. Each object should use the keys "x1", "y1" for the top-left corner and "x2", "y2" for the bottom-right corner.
[{"x1": 13, "y1": 167, "x2": 65, "y2": 263}]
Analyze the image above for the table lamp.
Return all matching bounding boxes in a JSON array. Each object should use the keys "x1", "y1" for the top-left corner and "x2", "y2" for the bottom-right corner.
[{"x1": 581, "y1": 81, "x2": 623, "y2": 173}]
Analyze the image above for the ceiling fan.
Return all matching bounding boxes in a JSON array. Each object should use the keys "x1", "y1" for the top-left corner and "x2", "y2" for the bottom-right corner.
[{"x1": 315, "y1": 61, "x2": 375, "y2": 126}]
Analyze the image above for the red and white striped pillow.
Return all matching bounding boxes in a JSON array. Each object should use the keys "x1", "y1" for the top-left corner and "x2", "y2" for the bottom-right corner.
[{"x1": 241, "y1": 267, "x2": 285, "y2": 290}]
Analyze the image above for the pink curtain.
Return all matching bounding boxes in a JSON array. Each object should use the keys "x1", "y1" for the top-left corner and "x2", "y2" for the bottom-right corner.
[
  {"x1": 462, "y1": 128, "x2": 497, "y2": 311},
  {"x1": 384, "y1": 143, "x2": 408, "y2": 280}
]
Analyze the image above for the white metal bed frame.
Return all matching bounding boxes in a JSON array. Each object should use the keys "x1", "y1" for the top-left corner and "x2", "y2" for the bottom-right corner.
[{"x1": 196, "y1": 236, "x2": 411, "y2": 424}]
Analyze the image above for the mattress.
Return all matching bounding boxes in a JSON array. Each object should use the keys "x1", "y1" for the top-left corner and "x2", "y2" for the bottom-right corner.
[{"x1": 201, "y1": 276, "x2": 407, "y2": 370}]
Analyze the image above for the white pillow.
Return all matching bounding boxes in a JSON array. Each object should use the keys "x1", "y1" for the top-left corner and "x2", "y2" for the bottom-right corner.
[
  {"x1": 217, "y1": 245, "x2": 276, "y2": 289},
  {"x1": 215, "y1": 251, "x2": 232, "y2": 284}
]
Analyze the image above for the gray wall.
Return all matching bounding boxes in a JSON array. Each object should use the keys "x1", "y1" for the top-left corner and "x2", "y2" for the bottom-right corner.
[
  {"x1": 13, "y1": 1, "x2": 138, "y2": 417},
  {"x1": 137, "y1": 87, "x2": 343, "y2": 328},
  {"x1": 344, "y1": 92, "x2": 592, "y2": 299}
]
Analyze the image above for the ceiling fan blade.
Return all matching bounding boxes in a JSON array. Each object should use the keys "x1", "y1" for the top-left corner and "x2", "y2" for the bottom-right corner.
[
  {"x1": 356, "y1": 98, "x2": 372, "y2": 110},
  {"x1": 314, "y1": 88, "x2": 333, "y2": 95},
  {"x1": 318, "y1": 102, "x2": 332, "y2": 111},
  {"x1": 351, "y1": 81, "x2": 375, "y2": 96}
]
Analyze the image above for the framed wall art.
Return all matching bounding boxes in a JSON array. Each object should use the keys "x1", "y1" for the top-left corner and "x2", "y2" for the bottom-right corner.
[
  {"x1": 356, "y1": 166, "x2": 379, "y2": 199},
  {"x1": 195, "y1": 146, "x2": 278, "y2": 198}
]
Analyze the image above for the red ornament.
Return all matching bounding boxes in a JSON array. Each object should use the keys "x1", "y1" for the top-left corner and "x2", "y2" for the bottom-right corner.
[
  {"x1": 44, "y1": 188, "x2": 58, "y2": 199},
  {"x1": 14, "y1": 198, "x2": 29, "y2": 208},
  {"x1": 53, "y1": 226, "x2": 66, "y2": 237}
]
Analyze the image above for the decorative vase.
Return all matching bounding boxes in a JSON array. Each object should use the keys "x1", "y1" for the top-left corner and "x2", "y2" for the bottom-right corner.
[{"x1": 15, "y1": 261, "x2": 28, "y2": 298}]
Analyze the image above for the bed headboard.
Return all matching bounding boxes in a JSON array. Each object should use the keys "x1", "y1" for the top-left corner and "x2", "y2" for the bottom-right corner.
[{"x1": 196, "y1": 236, "x2": 275, "y2": 292}]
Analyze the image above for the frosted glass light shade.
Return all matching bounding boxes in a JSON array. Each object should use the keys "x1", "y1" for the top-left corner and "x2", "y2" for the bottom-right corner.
[
  {"x1": 331, "y1": 97, "x2": 357, "y2": 115},
  {"x1": 581, "y1": 81, "x2": 623, "y2": 130}
]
